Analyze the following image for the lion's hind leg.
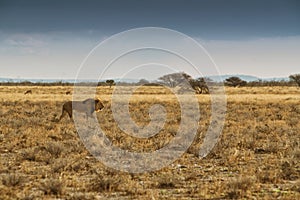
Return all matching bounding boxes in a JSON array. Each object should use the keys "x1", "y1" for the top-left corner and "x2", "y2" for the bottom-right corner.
[
  {"x1": 58, "y1": 107, "x2": 71, "y2": 121},
  {"x1": 58, "y1": 109, "x2": 66, "y2": 122}
]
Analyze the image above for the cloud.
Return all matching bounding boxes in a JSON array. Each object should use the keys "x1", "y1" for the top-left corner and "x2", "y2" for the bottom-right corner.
[
  {"x1": 0, "y1": 30, "x2": 106, "y2": 79},
  {"x1": 0, "y1": 33, "x2": 49, "y2": 56},
  {"x1": 5, "y1": 34, "x2": 47, "y2": 47}
]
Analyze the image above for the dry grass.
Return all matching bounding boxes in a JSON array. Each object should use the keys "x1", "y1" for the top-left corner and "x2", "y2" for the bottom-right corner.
[{"x1": 0, "y1": 85, "x2": 299, "y2": 199}]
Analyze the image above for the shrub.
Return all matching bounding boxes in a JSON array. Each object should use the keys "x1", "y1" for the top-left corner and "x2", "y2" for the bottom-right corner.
[
  {"x1": 1, "y1": 174, "x2": 23, "y2": 187},
  {"x1": 39, "y1": 179, "x2": 64, "y2": 195}
]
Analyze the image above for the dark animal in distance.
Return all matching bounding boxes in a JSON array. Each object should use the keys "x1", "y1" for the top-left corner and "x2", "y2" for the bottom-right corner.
[
  {"x1": 58, "y1": 98, "x2": 104, "y2": 121},
  {"x1": 65, "y1": 91, "x2": 71, "y2": 95},
  {"x1": 24, "y1": 90, "x2": 32, "y2": 94}
]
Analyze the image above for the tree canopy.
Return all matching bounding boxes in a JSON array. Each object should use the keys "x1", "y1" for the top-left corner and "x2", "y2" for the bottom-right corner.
[
  {"x1": 225, "y1": 77, "x2": 247, "y2": 87},
  {"x1": 158, "y1": 72, "x2": 210, "y2": 94},
  {"x1": 289, "y1": 74, "x2": 300, "y2": 87},
  {"x1": 106, "y1": 79, "x2": 115, "y2": 88}
]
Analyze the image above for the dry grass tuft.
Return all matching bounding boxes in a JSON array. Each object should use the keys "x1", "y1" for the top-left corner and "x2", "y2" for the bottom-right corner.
[
  {"x1": 45, "y1": 141, "x2": 64, "y2": 158},
  {"x1": 1, "y1": 174, "x2": 24, "y2": 187},
  {"x1": 39, "y1": 178, "x2": 64, "y2": 195},
  {"x1": 87, "y1": 173, "x2": 123, "y2": 193},
  {"x1": 225, "y1": 176, "x2": 255, "y2": 199}
]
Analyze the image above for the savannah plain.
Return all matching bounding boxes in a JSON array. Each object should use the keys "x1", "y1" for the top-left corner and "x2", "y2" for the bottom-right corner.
[{"x1": 0, "y1": 85, "x2": 299, "y2": 199}]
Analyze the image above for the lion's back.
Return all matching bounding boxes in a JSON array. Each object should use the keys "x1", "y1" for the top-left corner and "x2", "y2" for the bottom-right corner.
[{"x1": 71, "y1": 101, "x2": 91, "y2": 113}]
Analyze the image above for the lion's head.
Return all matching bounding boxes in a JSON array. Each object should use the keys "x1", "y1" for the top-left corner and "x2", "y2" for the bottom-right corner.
[{"x1": 94, "y1": 98, "x2": 104, "y2": 112}]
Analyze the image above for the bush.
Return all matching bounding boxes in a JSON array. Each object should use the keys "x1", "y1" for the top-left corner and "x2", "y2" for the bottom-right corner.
[{"x1": 39, "y1": 179, "x2": 64, "y2": 195}]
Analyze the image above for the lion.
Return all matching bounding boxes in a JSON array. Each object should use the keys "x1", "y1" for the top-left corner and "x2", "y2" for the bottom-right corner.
[{"x1": 58, "y1": 98, "x2": 104, "y2": 121}]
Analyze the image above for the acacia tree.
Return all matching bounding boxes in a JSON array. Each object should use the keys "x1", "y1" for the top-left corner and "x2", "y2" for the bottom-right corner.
[
  {"x1": 182, "y1": 73, "x2": 210, "y2": 94},
  {"x1": 158, "y1": 72, "x2": 210, "y2": 94},
  {"x1": 225, "y1": 76, "x2": 247, "y2": 87},
  {"x1": 158, "y1": 72, "x2": 190, "y2": 87},
  {"x1": 289, "y1": 74, "x2": 300, "y2": 87},
  {"x1": 189, "y1": 77, "x2": 210, "y2": 94},
  {"x1": 106, "y1": 79, "x2": 115, "y2": 88},
  {"x1": 197, "y1": 77, "x2": 211, "y2": 93}
]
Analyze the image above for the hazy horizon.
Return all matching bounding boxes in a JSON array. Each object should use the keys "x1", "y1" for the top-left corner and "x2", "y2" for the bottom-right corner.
[
  {"x1": 0, "y1": 73, "x2": 291, "y2": 83},
  {"x1": 1, "y1": 0, "x2": 299, "y2": 80}
]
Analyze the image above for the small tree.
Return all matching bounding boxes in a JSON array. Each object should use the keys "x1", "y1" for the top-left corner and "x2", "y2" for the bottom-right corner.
[
  {"x1": 289, "y1": 74, "x2": 300, "y2": 87},
  {"x1": 189, "y1": 77, "x2": 210, "y2": 94},
  {"x1": 106, "y1": 79, "x2": 115, "y2": 88},
  {"x1": 225, "y1": 77, "x2": 247, "y2": 87}
]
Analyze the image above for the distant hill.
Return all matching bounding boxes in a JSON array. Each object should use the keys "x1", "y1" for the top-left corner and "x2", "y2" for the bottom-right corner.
[
  {"x1": 0, "y1": 78, "x2": 15, "y2": 82},
  {"x1": 206, "y1": 75, "x2": 290, "y2": 82},
  {"x1": 260, "y1": 77, "x2": 289, "y2": 81},
  {"x1": 0, "y1": 78, "x2": 99, "y2": 83},
  {"x1": 0, "y1": 77, "x2": 146, "y2": 84},
  {"x1": 207, "y1": 75, "x2": 260, "y2": 82}
]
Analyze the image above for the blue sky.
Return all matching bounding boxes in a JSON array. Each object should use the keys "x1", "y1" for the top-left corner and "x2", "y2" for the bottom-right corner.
[{"x1": 0, "y1": 0, "x2": 299, "y2": 80}]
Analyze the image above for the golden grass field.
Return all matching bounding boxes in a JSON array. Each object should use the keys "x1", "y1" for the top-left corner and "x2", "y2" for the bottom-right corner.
[{"x1": 0, "y1": 86, "x2": 299, "y2": 199}]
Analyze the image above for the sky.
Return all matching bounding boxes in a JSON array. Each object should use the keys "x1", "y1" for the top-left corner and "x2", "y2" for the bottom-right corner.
[{"x1": 0, "y1": 0, "x2": 299, "y2": 80}]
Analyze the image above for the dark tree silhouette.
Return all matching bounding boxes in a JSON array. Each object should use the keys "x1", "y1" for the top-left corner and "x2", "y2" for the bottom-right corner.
[
  {"x1": 289, "y1": 74, "x2": 300, "y2": 87},
  {"x1": 106, "y1": 79, "x2": 115, "y2": 88},
  {"x1": 225, "y1": 77, "x2": 247, "y2": 87},
  {"x1": 191, "y1": 78, "x2": 210, "y2": 94}
]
